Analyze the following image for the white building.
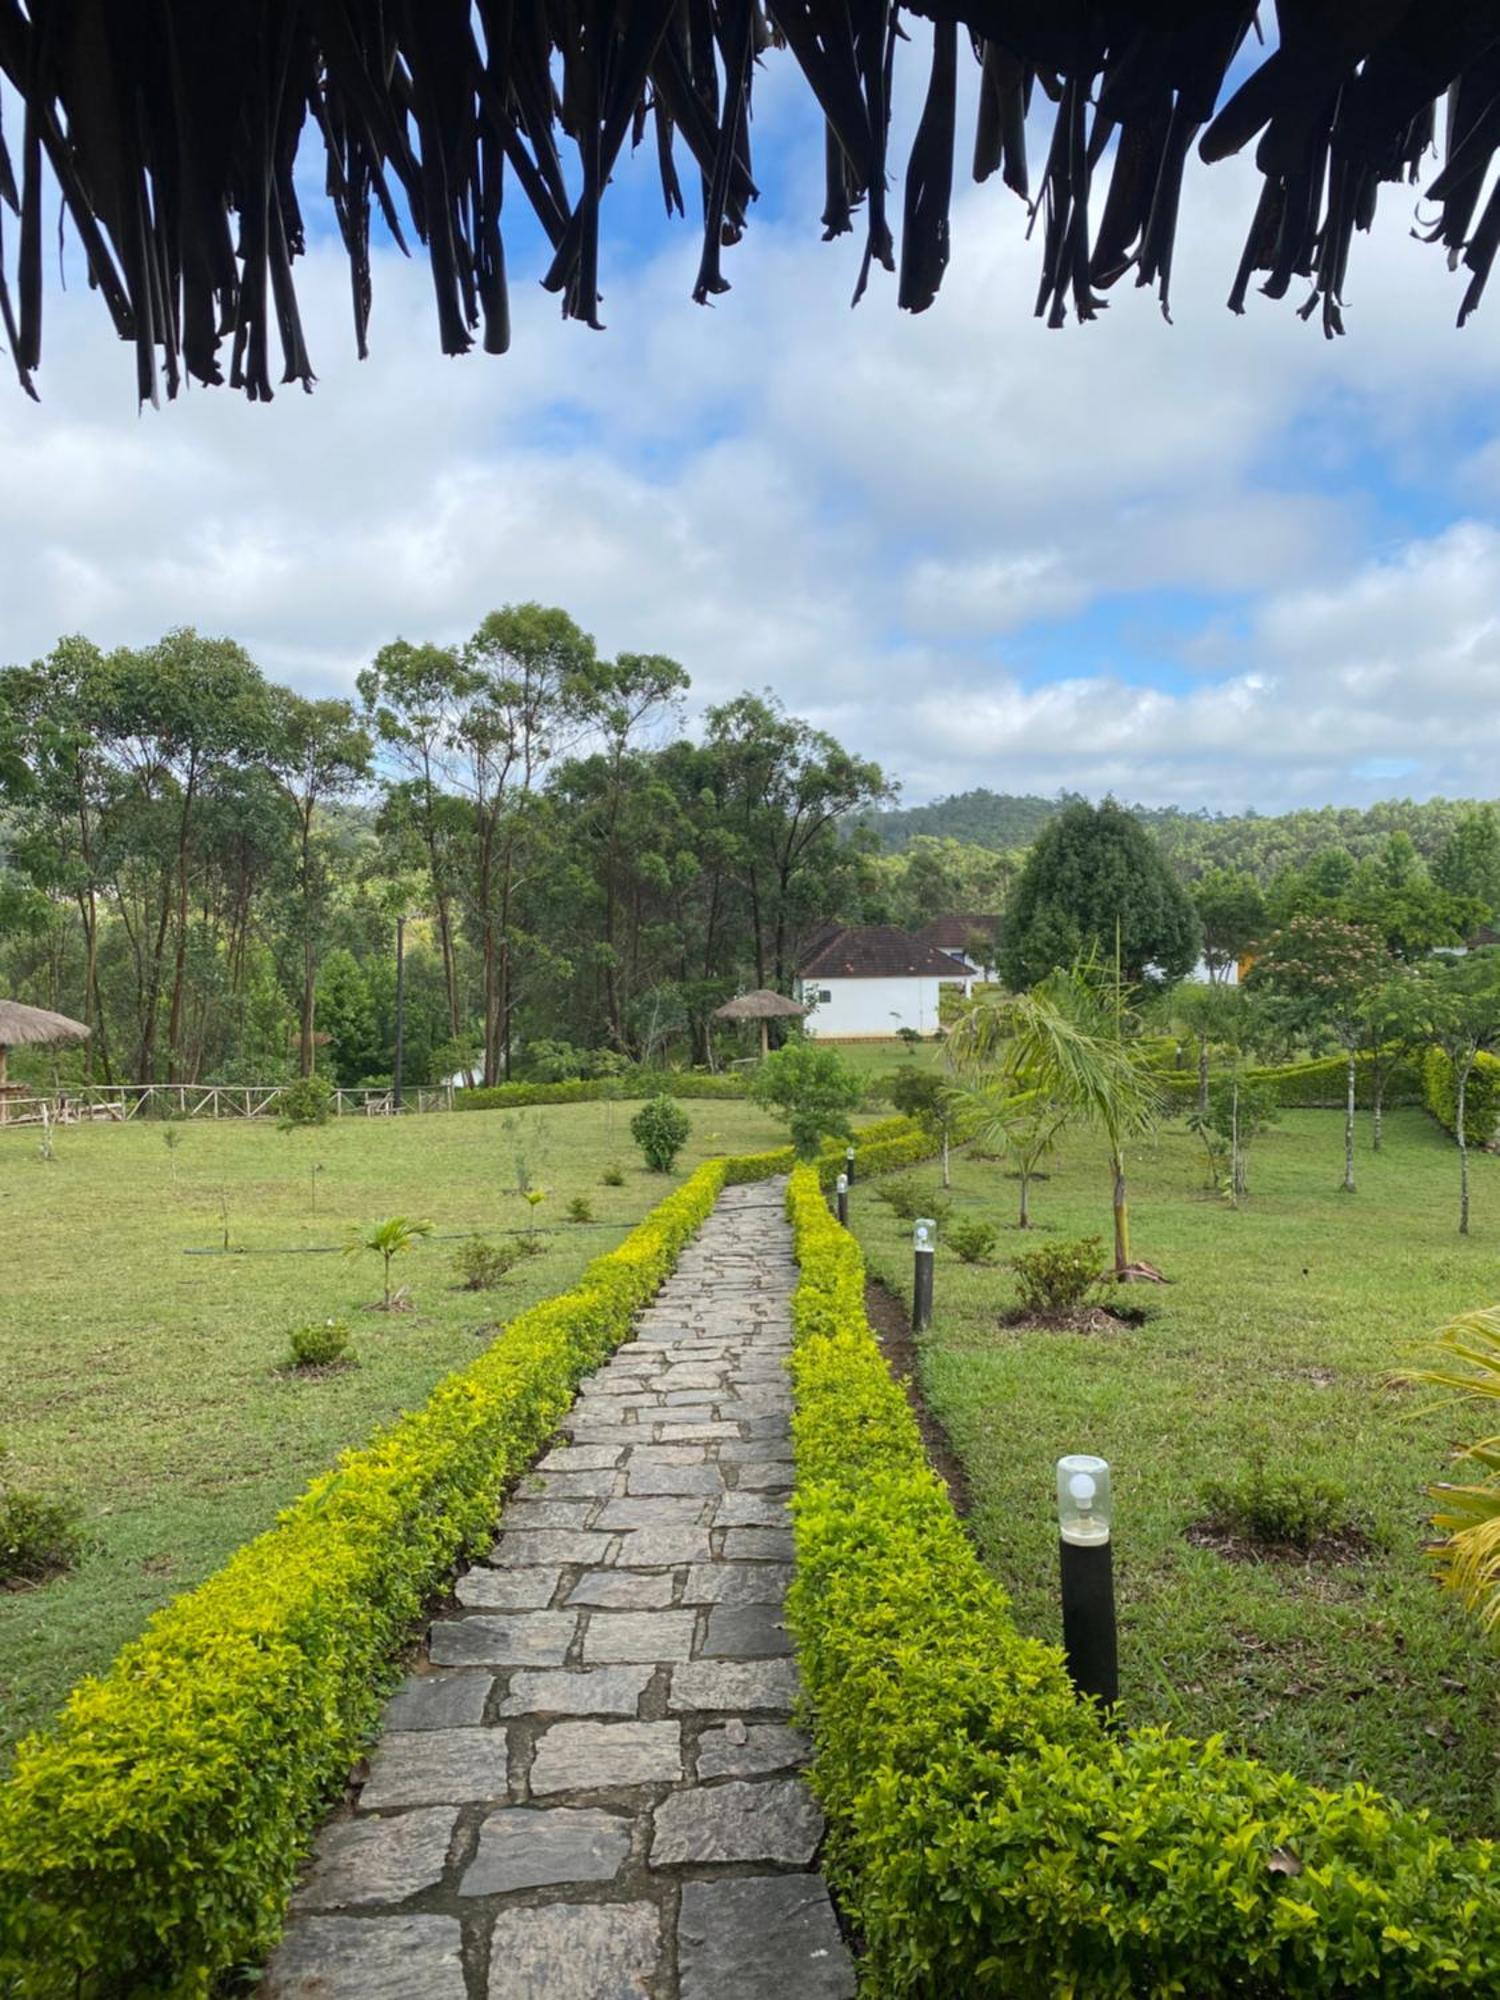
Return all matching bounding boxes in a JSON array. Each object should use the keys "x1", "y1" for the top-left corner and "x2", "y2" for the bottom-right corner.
[
  {"x1": 913, "y1": 914, "x2": 1003, "y2": 983},
  {"x1": 797, "y1": 925, "x2": 973, "y2": 1039}
]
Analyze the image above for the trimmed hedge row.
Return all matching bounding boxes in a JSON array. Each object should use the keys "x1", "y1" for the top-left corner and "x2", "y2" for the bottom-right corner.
[
  {"x1": 455, "y1": 1071, "x2": 750, "y2": 1109},
  {"x1": 1421, "y1": 1046, "x2": 1500, "y2": 1149},
  {"x1": 1154, "y1": 1050, "x2": 1425, "y2": 1112},
  {"x1": 783, "y1": 1165, "x2": 1500, "y2": 1997},
  {"x1": 0, "y1": 1162, "x2": 734, "y2": 1999}
]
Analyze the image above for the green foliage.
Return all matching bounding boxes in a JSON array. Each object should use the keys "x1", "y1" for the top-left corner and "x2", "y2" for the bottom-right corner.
[
  {"x1": 783, "y1": 1165, "x2": 1500, "y2": 1998},
  {"x1": 1410, "y1": 1306, "x2": 1500, "y2": 1636},
  {"x1": 888, "y1": 1065, "x2": 956, "y2": 1136},
  {"x1": 1002, "y1": 798, "x2": 1201, "y2": 990},
  {"x1": 566, "y1": 1196, "x2": 594, "y2": 1224},
  {"x1": 1198, "y1": 1454, "x2": 1352, "y2": 1548},
  {"x1": 1422, "y1": 1046, "x2": 1500, "y2": 1147},
  {"x1": 452, "y1": 1236, "x2": 519, "y2": 1292},
  {"x1": 1008, "y1": 1235, "x2": 1104, "y2": 1314},
  {"x1": 344, "y1": 1215, "x2": 434, "y2": 1307},
  {"x1": 631, "y1": 1094, "x2": 691, "y2": 1172},
  {"x1": 1434, "y1": 806, "x2": 1500, "y2": 920},
  {"x1": 874, "y1": 1174, "x2": 950, "y2": 1226},
  {"x1": 600, "y1": 1163, "x2": 626, "y2": 1187},
  {"x1": 895, "y1": 1026, "x2": 921, "y2": 1048},
  {"x1": 315, "y1": 949, "x2": 382, "y2": 1087},
  {"x1": 0, "y1": 1162, "x2": 735, "y2": 1997},
  {"x1": 276, "y1": 1074, "x2": 334, "y2": 1130},
  {"x1": 1192, "y1": 866, "x2": 1267, "y2": 980},
  {"x1": 947, "y1": 1217, "x2": 999, "y2": 1264},
  {"x1": 1154, "y1": 1049, "x2": 1425, "y2": 1111},
  {"x1": 286, "y1": 1319, "x2": 353, "y2": 1370},
  {"x1": 0, "y1": 1443, "x2": 85, "y2": 1589},
  {"x1": 456, "y1": 1073, "x2": 748, "y2": 1111},
  {"x1": 749, "y1": 1042, "x2": 866, "y2": 1161}
]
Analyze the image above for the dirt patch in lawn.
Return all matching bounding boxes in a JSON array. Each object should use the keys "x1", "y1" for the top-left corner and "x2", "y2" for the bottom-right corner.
[
  {"x1": 997, "y1": 1302, "x2": 1154, "y2": 1335},
  {"x1": 864, "y1": 1277, "x2": 973, "y2": 1519},
  {"x1": 1185, "y1": 1520, "x2": 1375, "y2": 1567}
]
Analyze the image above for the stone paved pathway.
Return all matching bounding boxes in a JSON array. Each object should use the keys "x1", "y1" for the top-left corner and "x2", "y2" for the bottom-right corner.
[{"x1": 265, "y1": 1179, "x2": 854, "y2": 2000}]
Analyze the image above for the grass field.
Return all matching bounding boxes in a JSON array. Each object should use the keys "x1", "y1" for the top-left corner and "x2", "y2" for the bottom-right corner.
[
  {"x1": 849, "y1": 1105, "x2": 1500, "y2": 1838},
  {"x1": 0, "y1": 1095, "x2": 800, "y2": 1765}
]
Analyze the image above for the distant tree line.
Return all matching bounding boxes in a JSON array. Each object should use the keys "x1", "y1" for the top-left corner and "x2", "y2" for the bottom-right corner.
[{"x1": 0, "y1": 611, "x2": 888, "y2": 1089}]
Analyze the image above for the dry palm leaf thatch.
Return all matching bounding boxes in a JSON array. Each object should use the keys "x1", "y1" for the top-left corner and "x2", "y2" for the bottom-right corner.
[{"x1": 0, "y1": 3, "x2": 1496, "y2": 406}]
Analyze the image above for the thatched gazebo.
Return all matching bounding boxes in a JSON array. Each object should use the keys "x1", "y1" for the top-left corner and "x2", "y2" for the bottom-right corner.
[
  {"x1": 0, "y1": 6, "x2": 1495, "y2": 408},
  {"x1": 0, "y1": 1002, "x2": 90, "y2": 1122},
  {"x1": 714, "y1": 989, "x2": 808, "y2": 1061}
]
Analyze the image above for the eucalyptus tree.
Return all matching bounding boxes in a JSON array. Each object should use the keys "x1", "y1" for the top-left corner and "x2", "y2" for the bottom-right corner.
[
  {"x1": 266, "y1": 694, "x2": 372, "y2": 1076},
  {"x1": 950, "y1": 959, "x2": 1159, "y2": 1276},
  {"x1": 703, "y1": 693, "x2": 890, "y2": 994},
  {"x1": 1358, "y1": 969, "x2": 1430, "y2": 1153}
]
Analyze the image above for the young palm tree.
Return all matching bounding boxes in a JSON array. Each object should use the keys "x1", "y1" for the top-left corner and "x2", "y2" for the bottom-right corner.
[
  {"x1": 951, "y1": 961, "x2": 1158, "y2": 1276},
  {"x1": 1409, "y1": 1306, "x2": 1500, "y2": 1633},
  {"x1": 346, "y1": 1215, "x2": 434, "y2": 1308}
]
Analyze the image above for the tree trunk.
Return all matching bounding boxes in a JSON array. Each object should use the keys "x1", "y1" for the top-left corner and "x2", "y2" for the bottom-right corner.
[
  {"x1": 300, "y1": 934, "x2": 317, "y2": 1078},
  {"x1": 1372, "y1": 1075, "x2": 1384, "y2": 1153},
  {"x1": 1458, "y1": 1064, "x2": 1471, "y2": 1236},
  {"x1": 941, "y1": 1127, "x2": 950, "y2": 1188},
  {"x1": 1197, "y1": 1035, "x2": 1209, "y2": 1116},
  {"x1": 1342, "y1": 1049, "x2": 1356, "y2": 1193},
  {"x1": 1111, "y1": 1153, "x2": 1130, "y2": 1275},
  {"x1": 1231, "y1": 1077, "x2": 1246, "y2": 1204},
  {"x1": 1018, "y1": 1173, "x2": 1031, "y2": 1229}
]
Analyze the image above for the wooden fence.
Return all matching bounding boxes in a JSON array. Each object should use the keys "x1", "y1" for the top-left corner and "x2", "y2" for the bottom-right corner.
[{"x1": 0, "y1": 1083, "x2": 456, "y2": 1126}]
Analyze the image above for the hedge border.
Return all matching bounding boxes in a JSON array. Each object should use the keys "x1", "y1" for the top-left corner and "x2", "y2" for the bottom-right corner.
[
  {"x1": 0, "y1": 1161, "x2": 736, "y2": 1997},
  {"x1": 784, "y1": 1165, "x2": 1500, "y2": 1997},
  {"x1": 0, "y1": 1114, "x2": 935, "y2": 1996},
  {"x1": 454, "y1": 1071, "x2": 751, "y2": 1109}
]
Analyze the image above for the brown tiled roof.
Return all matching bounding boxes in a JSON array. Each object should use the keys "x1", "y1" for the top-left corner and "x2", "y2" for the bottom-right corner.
[
  {"x1": 1469, "y1": 926, "x2": 1500, "y2": 950},
  {"x1": 915, "y1": 915, "x2": 1002, "y2": 955},
  {"x1": 800, "y1": 926, "x2": 968, "y2": 981}
]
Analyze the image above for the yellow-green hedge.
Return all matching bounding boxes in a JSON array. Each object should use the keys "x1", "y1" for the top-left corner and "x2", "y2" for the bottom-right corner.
[
  {"x1": 0, "y1": 1162, "x2": 732, "y2": 1999},
  {"x1": 1422, "y1": 1046, "x2": 1500, "y2": 1148},
  {"x1": 783, "y1": 1166, "x2": 1500, "y2": 1996}
]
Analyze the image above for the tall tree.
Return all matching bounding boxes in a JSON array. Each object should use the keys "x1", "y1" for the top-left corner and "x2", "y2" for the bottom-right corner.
[
  {"x1": 1193, "y1": 866, "x2": 1266, "y2": 984},
  {"x1": 1001, "y1": 799, "x2": 1199, "y2": 991},
  {"x1": 1434, "y1": 807, "x2": 1500, "y2": 921},
  {"x1": 1249, "y1": 915, "x2": 1391, "y2": 1193},
  {"x1": 704, "y1": 694, "x2": 890, "y2": 994},
  {"x1": 266, "y1": 694, "x2": 372, "y2": 1076}
]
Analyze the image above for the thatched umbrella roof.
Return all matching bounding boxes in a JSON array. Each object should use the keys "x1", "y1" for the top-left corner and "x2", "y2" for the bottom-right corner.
[
  {"x1": 0, "y1": 1000, "x2": 90, "y2": 1095},
  {"x1": 0, "y1": 5, "x2": 1494, "y2": 407},
  {"x1": 715, "y1": 988, "x2": 807, "y2": 1058},
  {"x1": 0, "y1": 1001, "x2": 90, "y2": 1050},
  {"x1": 714, "y1": 990, "x2": 809, "y2": 1023}
]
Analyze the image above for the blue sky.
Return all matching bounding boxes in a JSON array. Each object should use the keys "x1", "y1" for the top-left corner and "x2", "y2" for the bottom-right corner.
[{"x1": 3, "y1": 32, "x2": 1500, "y2": 815}]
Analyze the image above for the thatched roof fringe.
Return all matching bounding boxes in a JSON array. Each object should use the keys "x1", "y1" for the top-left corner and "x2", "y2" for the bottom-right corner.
[
  {"x1": 714, "y1": 989, "x2": 809, "y2": 1021},
  {"x1": 0, "y1": 999, "x2": 89, "y2": 1047},
  {"x1": 0, "y1": 3, "x2": 1497, "y2": 404}
]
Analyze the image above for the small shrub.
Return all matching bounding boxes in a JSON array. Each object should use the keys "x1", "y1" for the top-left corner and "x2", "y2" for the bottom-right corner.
[
  {"x1": 277, "y1": 1075, "x2": 334, "y2": 1129},
  {"x1": 1199, "y1": 1455, "x2": 1353, "y2": 1549},
  {"x1": 896, "y1": 1025, "x2": 921, "y2": 1048},
  {"x1": 566, "y1": 1196, "x2": 594, "y2": 1224},
  {"x1": 287, "y1": 1319, "x2": 353, "y2": 1370},
  {"x1": 601, "y1": 1163, "x2": 626, "y2": 1187},
  {"x1": 1009, "y1": 1235, "x2": 1105, "y2": 1314},
  {"x1": 948, "y1": 1217, "x2": 999, "y2": 1264},
  {"x1": 875, "y1": 1175, "x2": 951, "y2": 1228},
  {"x1": 0, "y1": 1438, "x2": 86, "y2": 1588},
  {"x1": 453, "y1": 1236, "x2": 519, "y2": 1292},
  {"x1": 631, "y1": 1094, "x2": 691, "y2": 1172}
]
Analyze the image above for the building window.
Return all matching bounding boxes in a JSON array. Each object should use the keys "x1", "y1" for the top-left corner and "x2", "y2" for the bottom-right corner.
[{"x1": 817, "y1": 988, "x2": 832, "y2": 1004}]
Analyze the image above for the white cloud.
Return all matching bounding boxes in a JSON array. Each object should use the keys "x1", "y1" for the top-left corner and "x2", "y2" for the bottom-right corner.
[{"x1": 1, "y1": 57, "x2": 1499, "y2": 818}]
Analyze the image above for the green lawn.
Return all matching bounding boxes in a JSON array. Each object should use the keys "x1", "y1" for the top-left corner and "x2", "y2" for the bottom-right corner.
[
  {"x1": 849, "y1": 1106, "x2": 1500, "y2": 1838},
  {"x1": 0, "y1": 1095, "x2": 798, "y2": 1765}
]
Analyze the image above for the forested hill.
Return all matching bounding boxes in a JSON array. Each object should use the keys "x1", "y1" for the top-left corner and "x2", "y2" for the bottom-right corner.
[{"x1": 866, "y1": 790, "x2": 1500, "y2": 880}]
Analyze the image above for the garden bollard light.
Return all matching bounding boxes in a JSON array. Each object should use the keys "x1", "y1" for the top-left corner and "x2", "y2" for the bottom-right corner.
[
  {"x1": 912, "y1": 1217, "x2": 936, "y2": 1331},
  {"x1": 845, "y1": 1143, "x2": 857, "y2": 1187},
  {"x1": 1057, "y1": 1454, "x2": 1118, "y2": 1713},
  {"x1": 835, "y1": 1172, "x2": 849, "y2": 1227}
]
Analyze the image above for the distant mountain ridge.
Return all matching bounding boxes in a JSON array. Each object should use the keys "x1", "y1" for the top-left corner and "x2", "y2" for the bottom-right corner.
[{"x1": 864, "y1": 788, "x2": 1500, "y2": 882}]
